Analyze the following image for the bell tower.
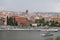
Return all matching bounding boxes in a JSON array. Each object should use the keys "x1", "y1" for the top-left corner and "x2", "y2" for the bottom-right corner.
[{"x1": 26, "y1": 10, "x2": 28, "y2": 14}]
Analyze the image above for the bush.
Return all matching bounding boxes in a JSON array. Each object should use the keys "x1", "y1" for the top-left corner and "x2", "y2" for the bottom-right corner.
[{"x1": 55, "y1": 36, "x2": 60, "y2": 40}]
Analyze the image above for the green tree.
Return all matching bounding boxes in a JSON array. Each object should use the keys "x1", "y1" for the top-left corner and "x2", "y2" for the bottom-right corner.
[
  {"x1": 35, "y1": 18, "x2": 45, "y2": 26},
  {"x1": 35, "y1": 17, "x2": 60, "y2": 27},
  {"x1": 40, "y1": 18, "x2": 45, "y2": 26},
  {"x1": 56, "y1": 22, "x2": 60, "y2": 27},
  {"x1": 7, "y1": 16, "x2": 12, "y2": 25},
  {"x1": 7, "y1": 16, "x2": 18, "y2": 26},
  {"x1": 13, "y1": 18, "x2": 18, "y2": 26},
  {"x1": 9, "y1": 17, "x2": 13, "y2": 26},
  {"x1": 55, "y1": 36, "x2": 60, "y2": 40},
  {"x1": 49, "y1": 20, "x2": 55, "y2": 27},
  {"x1": 39, "y1": 18, "x2": 45, "y2": 23},
  {"x1": 45, "y1": 21, "x2": 49, "y2": 26},
  {"x1": 7, "y1": 16, "x2": 9, "y2": 25}
]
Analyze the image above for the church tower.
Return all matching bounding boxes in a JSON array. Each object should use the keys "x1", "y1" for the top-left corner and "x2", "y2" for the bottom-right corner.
[{"x1": 26, "y1": 10, "x2": 28, "y2": 14}]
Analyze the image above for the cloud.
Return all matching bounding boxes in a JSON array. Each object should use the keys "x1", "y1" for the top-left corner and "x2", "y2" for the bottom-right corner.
[{"x1": 0, "y1": 0, "x2": 60, "y2": 12}]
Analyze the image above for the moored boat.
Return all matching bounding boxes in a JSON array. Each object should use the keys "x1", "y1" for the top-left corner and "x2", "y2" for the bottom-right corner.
[{"x1": 40, "y1": 32, "x2": 53, "y2": 37}]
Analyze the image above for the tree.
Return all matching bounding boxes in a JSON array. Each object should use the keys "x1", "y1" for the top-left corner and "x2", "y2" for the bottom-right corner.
[
  {"x1": 40, "y1": 18, "x2": 45, "y2": 26},
  {"x1": 48, "y1": 20, "x2": 55, "y2": 27},
  {"x1": 7, "y1": 16, "x2": 12, "y2": 25},
  {"x1": 35, "y1": 18, "x2": 45, "y2": 26},
  {"x1": 7, "y1": 16, "x2": 18, "y2": 26},
  {"x1": 30, "y1": 24, "x2": 32, "y2": 26},
  {"x1": 35, "y1": 17, "x2": 60, "y2": 27},
  {"x1": 39, "y1": 18, "x2": 45, "y2": 23},
  {"x1": 7, "y1": 16, "x2": 9, "y2": 25},
  {"x1": 35, "y1": 19, "x2": 40, "y2": 23},
  {"x1": 45, "y1": 21, "x2": 49, "y2": 26},
  {"x1": 55, "y1": 36, "x2": 60, "y2": 40},
  {"x1": 13, "y1": 18, "x2": 18, "y2": 26},
  {"x1": 35, "y1": 19, "x2": 40, "y2": 26},
  {"x1": 56, "y1": 23, "x2": 60, "y2": 27}
]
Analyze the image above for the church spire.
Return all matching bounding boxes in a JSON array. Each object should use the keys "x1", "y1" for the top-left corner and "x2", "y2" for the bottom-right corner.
[{"x1": 26, "y1": 10, "x2": 28, "y2": 14}]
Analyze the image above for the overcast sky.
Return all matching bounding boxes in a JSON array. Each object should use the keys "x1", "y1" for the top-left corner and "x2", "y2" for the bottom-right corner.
[{"x1": 0, "y1": 0, "x2": 60, "y2": 12}]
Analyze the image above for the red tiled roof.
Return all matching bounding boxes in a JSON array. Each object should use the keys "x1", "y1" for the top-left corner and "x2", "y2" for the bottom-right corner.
[
  {"x1": 15, "y1": 17, "x2": 30, "y2": 25},
  {"x1": 52, "y1": 18, "x2": 60, "y2": 22}
]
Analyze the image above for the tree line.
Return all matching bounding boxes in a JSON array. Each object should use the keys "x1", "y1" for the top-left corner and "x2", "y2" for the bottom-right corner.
[{"x1": 35, "y1": 18, "x2": 60, "y2": 27}]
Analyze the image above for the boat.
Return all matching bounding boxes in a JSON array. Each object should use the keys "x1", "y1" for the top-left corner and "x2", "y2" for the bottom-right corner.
[
  {"x1": 46, "y1": 29, "x2": 59, "y2": 32},
  {"x1": 40, "y1": 32, "x2": 53, "y2": 37}
]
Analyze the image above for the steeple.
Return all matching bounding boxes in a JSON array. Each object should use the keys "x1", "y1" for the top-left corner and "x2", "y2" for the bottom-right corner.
[{"x1": 26, "y1": 10, "x2": 28, "y2": 14}]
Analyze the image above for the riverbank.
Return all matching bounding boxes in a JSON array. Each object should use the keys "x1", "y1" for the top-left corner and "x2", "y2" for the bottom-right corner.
[
  {"x1": 0, "y1": 26, "x2": 60, "y2": 31},
  {"x1": 0, "y1": 28, "x2": 60, "y2": 32}
]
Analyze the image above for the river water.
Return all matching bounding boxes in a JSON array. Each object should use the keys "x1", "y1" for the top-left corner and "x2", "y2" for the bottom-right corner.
[{"x1": 0, "y1": 30, "x2": 60, "y2": 40}]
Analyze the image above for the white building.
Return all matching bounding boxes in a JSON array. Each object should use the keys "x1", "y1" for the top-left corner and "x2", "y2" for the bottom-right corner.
[{"x1": 31, "y1": 23, "x2": 37, "y2": 27}]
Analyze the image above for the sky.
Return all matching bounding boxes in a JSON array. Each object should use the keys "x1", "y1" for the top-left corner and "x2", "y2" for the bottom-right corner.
[{"x1": 0, "y1": 0, "x2": 60, "y2": 12}]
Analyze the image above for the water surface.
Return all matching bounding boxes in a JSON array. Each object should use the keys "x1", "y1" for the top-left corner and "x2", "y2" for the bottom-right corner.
[{"x1": 0, "y1": 30, "x2": 60, "y2": 40}]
